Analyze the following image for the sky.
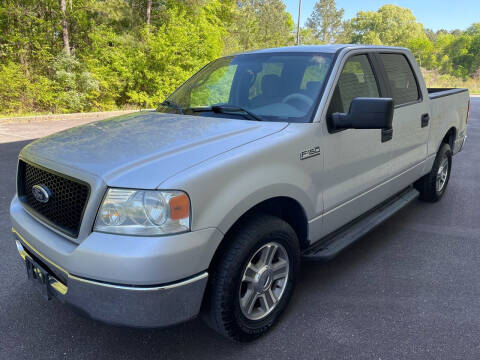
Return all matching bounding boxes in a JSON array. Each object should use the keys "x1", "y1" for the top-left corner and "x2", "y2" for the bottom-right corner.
[{"x1": 284, "y1": 0, "x2": 480, "y2": 31}]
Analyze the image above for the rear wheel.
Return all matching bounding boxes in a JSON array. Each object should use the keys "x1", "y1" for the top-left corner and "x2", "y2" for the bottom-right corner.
[
  {"x1": 203, "y1": 214, "x2": 300, "y2": 342},
  {"x1": 415, "y1": 143, "x2": 452, "y2": 202}
]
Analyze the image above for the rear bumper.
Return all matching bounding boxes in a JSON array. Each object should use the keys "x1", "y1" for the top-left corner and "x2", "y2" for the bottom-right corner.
[{"x1": 14, "y1": 231, "x2": 208, "y2": 328}]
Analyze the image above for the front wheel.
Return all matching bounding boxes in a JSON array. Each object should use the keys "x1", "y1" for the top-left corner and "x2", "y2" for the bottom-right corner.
[
  {"x1": 203, "y1": 215, "x2": 300, "y2": 342},
  {"x1": 415, "y1": 143, "x2": 452, "y2": 202}
]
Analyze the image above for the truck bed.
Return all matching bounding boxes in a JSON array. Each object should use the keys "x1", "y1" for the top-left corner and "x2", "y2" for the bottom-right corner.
[{"x1": 427, "y1": 87, "x2": 469, "y2": 157}]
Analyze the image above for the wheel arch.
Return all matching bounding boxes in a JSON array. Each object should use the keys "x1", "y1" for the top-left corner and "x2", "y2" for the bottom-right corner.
[
  {"x1": 441, "y1": 127, "x2": 457, "y2": 151},
  {"x1": 208, "y1": 194, "x2": 311, "y2": 272}
]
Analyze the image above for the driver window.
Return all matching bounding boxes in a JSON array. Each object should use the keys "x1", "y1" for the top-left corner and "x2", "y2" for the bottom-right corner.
[{"x1": 328, "y1": 55, "x2": 379, "y2": 116}]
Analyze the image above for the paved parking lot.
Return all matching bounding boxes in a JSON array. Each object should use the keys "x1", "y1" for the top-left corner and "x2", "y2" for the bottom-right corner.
[{"x1": 1, "y1": 99, "x2": 479, "y2": 359}]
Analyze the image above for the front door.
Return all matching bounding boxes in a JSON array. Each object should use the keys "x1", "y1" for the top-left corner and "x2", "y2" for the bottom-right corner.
[{"x1": 318, "y1": 53, "x2": 394, "y2": 237}]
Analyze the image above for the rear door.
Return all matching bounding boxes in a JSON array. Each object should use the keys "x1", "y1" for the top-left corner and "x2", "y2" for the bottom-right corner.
[{"x1": 376, "y1": 53, "x2": 430, "y2": 191}]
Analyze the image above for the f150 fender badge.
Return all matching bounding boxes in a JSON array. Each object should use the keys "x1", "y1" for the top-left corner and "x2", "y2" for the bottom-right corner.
[{"x1": 300, "y1": 146, "x2": 321, "y2": 160}]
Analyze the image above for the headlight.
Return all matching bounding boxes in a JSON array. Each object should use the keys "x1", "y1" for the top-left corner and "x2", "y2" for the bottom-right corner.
[{"x1": 94, "y1": 188, "x2": 190, "y2": 236}]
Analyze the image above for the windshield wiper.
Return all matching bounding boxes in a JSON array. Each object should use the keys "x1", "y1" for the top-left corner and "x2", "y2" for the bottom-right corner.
[
  {"x1": 158, "y1": 100, "x2": 184, "y2": 114},
  {"x1": 188, "y1": 105, "x2": 264, "y2": 121}
]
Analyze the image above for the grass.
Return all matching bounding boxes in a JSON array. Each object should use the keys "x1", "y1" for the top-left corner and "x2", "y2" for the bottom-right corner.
[
  {"x1": 0, "y1": 111, "x2": 53, "y2": 118},
  {"x1": 0, "y1": 104, "x2": 145, "y2": 119},
  {"x1": 421, "y1": 68, "x2": 480, "y2": 94},
  {"x1": 0, "y1": 107, "x2": 144, "y2": 120}
]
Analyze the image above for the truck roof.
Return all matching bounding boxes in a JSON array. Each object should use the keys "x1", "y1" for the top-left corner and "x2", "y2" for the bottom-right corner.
[{"x1": 235, "y1": 44, "x2": 408, "y2": 55}]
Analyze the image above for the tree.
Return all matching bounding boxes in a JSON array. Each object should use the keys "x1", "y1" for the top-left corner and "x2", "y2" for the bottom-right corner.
[
  {"x1": 228, "y1": 0, "x2": 294, "y2": 52},
  {"x1": 146, "y1": 0, "x2": 151, "y2": 26},
  {"x1": 306, "y1": 0, "x2": 344, "y2": 43},
  {"x1": 407, "y1": 36, "x2": 435, "y2": 68},
  {"x1": 60, "y1": 0, "x2": 70, "y2": 55},
  {"x1": 345, "y1": 5, "x2": 425, "y2": 47},
  {"x1": 299, "y1": 27, "x2": 323, "y2": 45},
  {"x1": 256, "y1": 0, "x2": 294, "y2": 47},
  {"x1": 2, "y1": 0, "x2": 479, "y2": 115}
]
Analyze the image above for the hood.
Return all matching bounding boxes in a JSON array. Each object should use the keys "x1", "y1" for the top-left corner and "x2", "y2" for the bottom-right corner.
[{"x1": 21, "y1": 111, "x2": 287, "y2": 188}]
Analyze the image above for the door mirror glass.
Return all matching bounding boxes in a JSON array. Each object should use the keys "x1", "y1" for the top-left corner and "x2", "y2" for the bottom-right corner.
[{"x1": 331, "y1": 97, "x2": 394, "y2": 130}]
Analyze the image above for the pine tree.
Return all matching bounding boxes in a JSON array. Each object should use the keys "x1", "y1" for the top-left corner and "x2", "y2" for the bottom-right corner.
[{"x1": 306, "y1": 0, "x2": 344, "y2": 44}]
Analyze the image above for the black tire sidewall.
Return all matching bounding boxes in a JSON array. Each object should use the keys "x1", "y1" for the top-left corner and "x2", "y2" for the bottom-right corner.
[
  {"x1": 233, "y1": 227, "x2": 299, "y2": 333},
  {"x1": 416, "y1": 143, "x2": 453, "y2": 202},
  {"x1": 209, "y1": 215, "x2": 300, "y2": 341},
  {"x1": 432, "y1": 144, "x2": 452, "y2": 199}
]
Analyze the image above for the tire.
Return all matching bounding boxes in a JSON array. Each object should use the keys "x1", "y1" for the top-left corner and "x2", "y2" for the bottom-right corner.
[
  {"x1": 203, "y1": 214, "x2": 300, "y2": 342},
  {"x1": 415, "y1": 143, "x2": 452, "y2": 202}
]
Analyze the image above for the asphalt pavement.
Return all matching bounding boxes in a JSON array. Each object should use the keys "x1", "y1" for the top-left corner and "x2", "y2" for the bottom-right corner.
[{"x1": 1, "y1": 99, "x2": 479, "y2": 359}]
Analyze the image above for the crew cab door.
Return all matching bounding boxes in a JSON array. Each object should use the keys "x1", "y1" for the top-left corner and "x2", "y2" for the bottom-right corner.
[
  {"x1": 317, "y1": 53, "x2": 394, "y2": 238},
  {"x1": 376, "y1": 53, "x2": 430, "y2": 192}
]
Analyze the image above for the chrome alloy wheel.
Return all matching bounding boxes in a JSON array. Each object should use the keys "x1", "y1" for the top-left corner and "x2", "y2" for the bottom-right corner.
[
  {"x1": 239, "y1": 242, "x2": 290, "y2": 321},
  {"x1": 436, "y1": 156, "x2": 449, "y2": 193}
]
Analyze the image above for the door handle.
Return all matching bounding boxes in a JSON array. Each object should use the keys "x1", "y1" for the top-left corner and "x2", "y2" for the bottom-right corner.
[
  {"x1": 381, "y1": 128, "x2": 393, "y2": 142},
  {"x1": 421, "y1": 113, "x2": 430, "y2": 128}
]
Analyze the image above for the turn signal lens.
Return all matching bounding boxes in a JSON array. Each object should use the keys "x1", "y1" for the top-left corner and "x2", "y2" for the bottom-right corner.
[{"x1": 169, "y1": 194, "x2": 190, "y2": 220}]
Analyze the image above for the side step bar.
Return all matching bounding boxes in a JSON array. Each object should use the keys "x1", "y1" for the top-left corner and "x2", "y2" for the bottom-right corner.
[{"x1": 302, "y1": 187, "x2": 419, "y2": 261}]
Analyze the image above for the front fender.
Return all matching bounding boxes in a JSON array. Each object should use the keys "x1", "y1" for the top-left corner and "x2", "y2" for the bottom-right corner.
[
  {"x1": 212, "y1": 182, "x2": 314, "y2": 236},
  {"x1": 159, "y1": 128, "x2": 322, "y2": 238}
]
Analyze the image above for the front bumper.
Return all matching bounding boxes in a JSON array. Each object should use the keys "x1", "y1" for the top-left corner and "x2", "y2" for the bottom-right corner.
[
  {"x1": 14, "y1": 230, "x2": 208, "y2": 327},
  {"x1": 10, "y1": 195, "x2": 223, "y2": 285}
]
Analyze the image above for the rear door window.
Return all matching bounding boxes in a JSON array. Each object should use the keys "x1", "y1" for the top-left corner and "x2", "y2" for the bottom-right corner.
[{"x1": 380, "y1": 54, "x2": 420, "y2": 106}]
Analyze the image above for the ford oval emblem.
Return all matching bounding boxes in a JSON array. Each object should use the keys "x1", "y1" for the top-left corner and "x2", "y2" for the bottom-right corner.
[{"x1": 32, "y1": 184, "x2": 51, "y2": 203}]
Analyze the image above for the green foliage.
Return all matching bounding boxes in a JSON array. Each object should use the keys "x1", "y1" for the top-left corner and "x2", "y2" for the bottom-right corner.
[
  {"x1": 299, "y1": 27, "x2": 324, "y2": 45},
  {"x1": 422, "y1": 68, "x2": 480, "y2": 94},
  {"x1": 227, "y1": 0, "x2": 294, "y2": 53},
  {"x1": 1, "y1": 1, "x2": 479, "y2": 115},
  {"x1": 139, "y1": 4, "x2": 225, "y2": 106},
  {"x1": 345, "y1": 5, "x2": 426, "y2": 47},
  {"x1": 53, "y1": 54, "x2": 100, "y2": 112},
  {"x1": 0, "y1": 63, "x2": 29, "y2": 114},
  {"x1": 0, "y1": 0, "x2": 292, "y2": 115},
  {"x1": 306, "y1": 0, "x2": 344, "y2": 44},
  {"x1": 0, "y1": 62, "x2": 57, "y2": 114},
  {"x1": 339, "y1": 5, "x2": 480, "y2": 88}
]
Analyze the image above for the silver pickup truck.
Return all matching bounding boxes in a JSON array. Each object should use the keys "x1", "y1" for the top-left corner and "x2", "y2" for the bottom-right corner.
[{"x1": 10, "y1": 45, "x2": 469, "y2": 341}]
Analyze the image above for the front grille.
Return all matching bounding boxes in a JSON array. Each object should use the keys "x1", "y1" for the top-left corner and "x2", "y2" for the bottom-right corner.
[{"x1": 17, "y1": 160, "x2": 90, "y2": 238}]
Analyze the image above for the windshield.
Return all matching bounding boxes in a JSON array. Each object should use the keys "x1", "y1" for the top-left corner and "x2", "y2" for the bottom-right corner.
[{"x1": 157, "y1": 52, "x2": 334, "y2": 123}]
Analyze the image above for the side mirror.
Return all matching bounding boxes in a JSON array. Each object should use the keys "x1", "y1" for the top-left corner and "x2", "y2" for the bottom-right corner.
[{"x1": 331, "y1": 97, "x2": 394, "y2": 130}]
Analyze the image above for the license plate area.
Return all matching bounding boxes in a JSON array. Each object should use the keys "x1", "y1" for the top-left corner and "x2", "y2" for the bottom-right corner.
[{"x1": 25, "y1": 256, "x2": 52, "y2": 300}]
